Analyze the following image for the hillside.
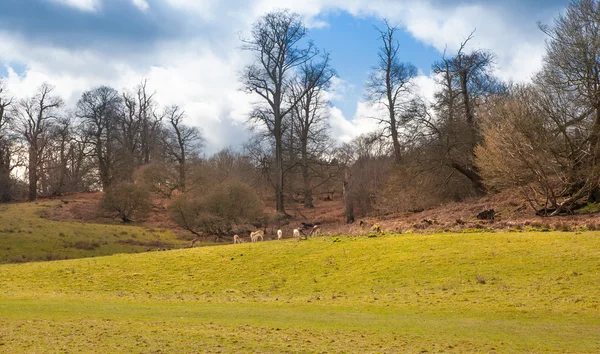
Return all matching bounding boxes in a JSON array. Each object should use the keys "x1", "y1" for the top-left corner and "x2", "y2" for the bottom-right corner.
[
  {"x1": 0, "y1": 200, "x2": 191, "y2": 264},
  {"x1": 1, "y1": 231, "x2": 600, "y2": 352},
  {"x1": 42, "y1": 189, "x2": 600, "y2": 237}
]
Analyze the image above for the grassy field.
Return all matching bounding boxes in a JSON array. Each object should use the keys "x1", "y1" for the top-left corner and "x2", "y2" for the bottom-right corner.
[
  {"x1": 0, "y1": 201, "x2": 190, "y2": 264},
  {"x1": 1, "y1": 226, "x2": 600, "y2": 352}
]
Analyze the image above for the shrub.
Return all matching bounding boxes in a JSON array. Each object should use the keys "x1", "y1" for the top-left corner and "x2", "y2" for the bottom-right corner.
[
  {"x1": 170, "y1": 180, "x2": 264, "y2": 238},
  {"x1": 101, "y1": 182, "x2": 152, "y2": 222}
]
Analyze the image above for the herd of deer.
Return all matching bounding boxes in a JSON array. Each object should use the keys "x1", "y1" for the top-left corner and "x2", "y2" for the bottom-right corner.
[{"x1": 233, "y1": 224, "x2": 320, "y2": 244}]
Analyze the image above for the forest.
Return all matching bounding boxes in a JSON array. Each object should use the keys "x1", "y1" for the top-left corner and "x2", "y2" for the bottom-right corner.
[{"x1": 2, "y1": 0, "x2": 600, "y2": 235}]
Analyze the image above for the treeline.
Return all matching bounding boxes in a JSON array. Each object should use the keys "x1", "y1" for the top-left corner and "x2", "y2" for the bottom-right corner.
[
  {"x1": 1, "y1": 0, "x2": 600, "y2": 228},
  {"x1": 0, "y1": 80, "x2": 205, "y2": 202},
  {"x1": 241, "y1": 1, "x2": 600, "y2": 221}
]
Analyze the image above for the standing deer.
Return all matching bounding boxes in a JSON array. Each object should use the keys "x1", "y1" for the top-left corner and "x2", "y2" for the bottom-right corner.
[{"x1": 250, "y1": 230, "x2": 264, "y2": 242}]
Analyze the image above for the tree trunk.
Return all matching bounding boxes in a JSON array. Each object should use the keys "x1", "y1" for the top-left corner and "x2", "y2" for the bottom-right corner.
[
  {"x1": 0, "y1": 144, "x2": 11, "y2": 202},
  {"x1": 274, "y1": 118, "x2": 285, "y2": 214},
  {"x1": 451, "y1": 161, "x2": 486, "y2": 195},
  {"x1": 389, "y1": 107, "x2": 402, "y2": 165},
  {"x1": 343, "y1": 168, "x2": 354, "y2": 224},
  {"x1": 40, "y1": 165, "x2": 48, "y2": 196},
  {"x1": 301, "y1": 134, "x2": 314, "y2": 209},
  {"x1": 460, "y1": 69, "x2": 476, "y2": 150},
  {"x1": 178, "y1": 161, "x2": 186, "y2": 192},
  {"x1": 178, "y1": 139, "x2": 186, "y2": 191},
  {"x1": 302, "y1": 161, "x2": 313, "y2": 208},
  {"x1": 28, "y1": 146, "x2": 37, "y2": 201}
]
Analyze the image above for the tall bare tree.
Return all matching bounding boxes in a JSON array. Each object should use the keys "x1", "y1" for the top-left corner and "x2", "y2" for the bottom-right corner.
[
  {"x1": 77, "y1": 86, "x2": 122, "y2": 189},
  {"x1": 162, "y1": 105, "x2": 204, "y2": 191},
  {"x1": 13, "y1": 83, "x2": 63, "y2": 201},
  {"x1": 430, "y1": 32, "x2": 502, "y2": 195},
  {"x1": 289, "y1": 58, "x2": 335, "y2": 208},
  {"x1": 365, "y1": 19, "x2": 417, "y2": 164},
  {"x1": 241, "y1": 10, "x2": 324, "y2": 214},
  {"x1": 538, "y1": 0, "x2": 600, "y2": 202},
  {"x1": 121, "y1": 80, "x2": 161, "y2": 174},
  {"x1": 0, "y1": 80, "x2": 14, "y2": 202}
]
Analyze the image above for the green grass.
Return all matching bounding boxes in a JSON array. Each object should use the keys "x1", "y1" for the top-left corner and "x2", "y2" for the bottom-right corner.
[
  {"x1": 0, "y1": 201, "x2": 189, "y2": 264},
  {"x1": 1, "y1": 229, "x2": 600, "y2": 352}
]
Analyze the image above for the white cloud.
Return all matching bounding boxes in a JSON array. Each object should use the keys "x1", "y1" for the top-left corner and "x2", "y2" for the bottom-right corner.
[
  {"x1": 1, "y1": 0, "x2": 560, "y2": 153},
  {"x1": 47, "y1": 0, "x2": 100, "y2": 12},
  {"x1": 131, "y1": 0, "x2": 150, "y2": 12}
]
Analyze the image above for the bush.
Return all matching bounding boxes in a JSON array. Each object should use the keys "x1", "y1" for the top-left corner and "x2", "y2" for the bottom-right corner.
[
  {"x1": 101, "y1": 182, "x2": 152, "y2": 222},
  {"x1": 170, "y1": 180, "x2": 264, "y2": 238}
]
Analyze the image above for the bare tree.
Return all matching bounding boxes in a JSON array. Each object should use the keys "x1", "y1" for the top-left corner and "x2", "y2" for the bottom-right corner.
[
  {"x1": 41, "y1": 116, "x2": 73, "y2": 196},
  {"x1": 538, "y1": 0, "x2": 600, "y2": 202},
  {"x1": 0, "y1": 80, "x2": 14, "y2": 202},
  {"x1": 170, "y1": 180, "x2": 264, "y2": 245},
  {"x1": 430, "y1": 32, "x2": 503, "y2": 195},
  {"x1": 162, "y1": 105, "x2": 204, "y2": 191},
  {"x1": 77, "y1": 86, "x2": 122, "y2": 189},
  {"x1": 337, "y1": 133, "x2": 392, "y2": 222},
  {"x1": 289, "y1": 57, "x2": 335, "y2": 208},
  {"x1": 102, "y1": 182, "x2": 152, "y2": 223},
  {"x1": 365, "y1": 19, "x2": 418, "y2": 164},
  {"x1": 120, "y1": 80, "x2": 161, "y2": 176},
  {"x1": 241, "y1": 10, "x2": 325, "y2": 214},
  {"x1": 13, "y1": 83, "x2": 63, "y2": 201}
]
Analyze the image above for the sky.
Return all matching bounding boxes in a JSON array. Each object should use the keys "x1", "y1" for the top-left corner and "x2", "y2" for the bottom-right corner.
[{"x1": 0, "y1": 0, "x2": 569, "y2": 154}]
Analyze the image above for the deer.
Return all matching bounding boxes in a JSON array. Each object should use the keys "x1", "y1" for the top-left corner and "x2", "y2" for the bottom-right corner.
[
  {"x1": 277, "y1": 229, "x2": 283, "y2": 240},
  {"x1": 250, "y1": 230, "x2": 264, "y2": 242},
  {"x1": 309, "y1": 225, "x2": 320, "y2": 237}
]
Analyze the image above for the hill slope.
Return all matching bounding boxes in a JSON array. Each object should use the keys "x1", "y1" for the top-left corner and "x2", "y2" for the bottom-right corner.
[
  {"x1": 1, "y1": 231, "x2": 600, "y2": 352},
  {"x1": 0, "y1": 201, "x2": 190, "y2": 264}
]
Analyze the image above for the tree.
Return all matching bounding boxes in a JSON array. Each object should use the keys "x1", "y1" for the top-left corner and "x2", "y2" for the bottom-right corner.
[
  {"x1": 430, "y1": 32, "x2": 503, "y2": 195},
  {"x1": 475, "y1": 87, "x2": 569, "y2": 214},
  {"x1": 337, "y1": 133, "x2": 392, "y2": 222},
  {"x1": 0, "y1": 80, "x2": 14, "y2": 202},
  {"x1": 41, "y1": 116, "x2": 73, "y2": 196},
  {"x1": 121, "y1": 80, "x2": 161, "y2": 167},
  {"x1": 13, "y1": 83, "x2": 63, "y2": 201},
  {"x1": 77, "y1": 86, "x2": 122, "y2": 189},
  {"x1": 170, "y1": 180, "x2": 264, "y2": 245},
  {"x1": 241, "y1": 10, "x2": 326, "y2": 214},
  {"x1": 538, "y1": 0, "x2": 600, "y2": 202},
  {"x1": 365, "y1": 19, "x2": 418, "y2": 164},
  {"x1": 101, "y1": 182, "x2": 152, "y2": 222},
  {"x1": 161, "y1": 105, "x2": 203, "y2": 192},
  {"x1": 289, "y1": 57, "x2": 335, "y2": 208}
]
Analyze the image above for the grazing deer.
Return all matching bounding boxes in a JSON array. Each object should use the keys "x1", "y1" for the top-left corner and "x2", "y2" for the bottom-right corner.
[
  {"x1": 293, "y1": 228, "x2": 301, "y2": 240},
  {"x1": 233, "y1": 234, "x2": 243, "y2": 244},
  {"x1": 250, "y1": 230, "x2": 264, "y2": 242},
  {"x1": 277, "y1": 229, "x2": 283, "y2": 240},
  {"x1": 309, "y1": 225, "x2": 320, "y2": 237}
]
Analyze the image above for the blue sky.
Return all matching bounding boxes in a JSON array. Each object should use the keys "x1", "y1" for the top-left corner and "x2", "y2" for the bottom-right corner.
[
  {"x1": 310, "y1": 12, "x2": 442, "y2": 117},
  {"x1": 0, "y1": 0, "x2": 570, "y2": 153}
]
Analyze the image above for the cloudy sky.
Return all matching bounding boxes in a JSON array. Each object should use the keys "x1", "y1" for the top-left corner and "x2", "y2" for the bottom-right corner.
[{"x1": 0, "y1": 0, "x2": 568, "y2": 154}]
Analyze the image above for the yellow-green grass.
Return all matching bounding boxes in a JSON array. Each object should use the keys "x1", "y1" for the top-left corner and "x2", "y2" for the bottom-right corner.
[
  {"x1": 0, "y1": 201, "x2": 189, "y2": 264},
  {"x1": 1, "y1": 231, "x2": 600, "y2": 352}
]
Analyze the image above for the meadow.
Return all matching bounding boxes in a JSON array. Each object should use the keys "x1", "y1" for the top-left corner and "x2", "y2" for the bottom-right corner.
[
  {"x1": 0, "y1": 201, "x2": 189, "y2": 264},
  {"x1": 1, "y1": 205, "x2": 600, "y2": 353}
]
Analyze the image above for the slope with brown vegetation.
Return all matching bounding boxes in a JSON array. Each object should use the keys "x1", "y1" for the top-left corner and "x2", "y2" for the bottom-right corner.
[{"x1": 41, "y1": 188, "x2": 600, "y2": 244}]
